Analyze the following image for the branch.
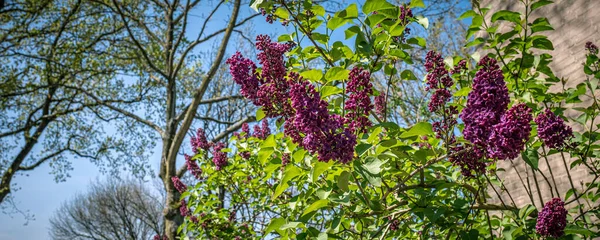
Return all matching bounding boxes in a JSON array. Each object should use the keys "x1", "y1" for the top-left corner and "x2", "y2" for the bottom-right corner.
[
  {"x1": 175, "y1": 95, "x2": 244, "y2": 123},
  {"x1": 176, "y1": 115, "x2": 255, "y2": 177},
  {"x1": 167, "y1": 0, "x2": 242, "y2": 176}
]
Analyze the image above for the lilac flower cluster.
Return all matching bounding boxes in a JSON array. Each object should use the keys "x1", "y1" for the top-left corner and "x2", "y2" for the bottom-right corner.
[
  {"x1": 425, "y1": 51, "x2": 453, "y2": 112},
  {"x1": 226, "y1": 52, "x2": 259, "y2": 103},
  {"x1": 374, "y1": 93, "x2": 386, "y2": 119},
  {"x1": 227, "y1": 36, "x2": 363, "y2": 163},
  {"x1": 536, "y1": 198, "x2": 567, "y2": 238},
  {"x1": 460, "y1": 56, "x2": 509, "y2": 148},
  {"x1": 288, "y1": 80, "x2": 357, "y2": 163},
  {"x1": 586, "y1": 41, "x2": 599, "y2": 55},
  {"x1": 185, "y1": 154, "x2": 202, "y2": 180},
  {"x1": 211, "y1": 142, "x2": 228, "y2": 171},
  {"x1": 534, "y1": 109, "x2": 573, "y2": 149},
  {"x1": 260, "y1": 8, "x2": 275, "y2": 24},
  {"x1": 449, "y1": 145, "x2": 486, "y2": 177},
  {"x1": 180, "y1": 200, "x2": 190, "y2": 217},
  {"x1": 281, "y1": 153, "x2": 290, "y2": 167},
  {"x1": 487, "y1": 104, "x2": 532, "y2": 160},
  {"x1": 432, "y1": 106, "x2": 458, "y2": 140},
  {"x1": 255, "y1": 35, "x2": 296, "y2": 117},
  {"x1": 252, "y1": 119, "x2": 271, "y2": 140},
  {"x1": 394, "y1": 5, "x2": 414, "y2": 42},
  {"x1": 345, "y1": 67, "x2": 374, "y2": 133},
  {"x1": 153, "y1": 235, "x2": 168, "y2": 240},
  {"x1": 227, "y1": 35, "x2": 295, "y2": 118},
  {"x1": 388, "y1": 216, "x2": 400, "y2": 231},
  {"x1": 171, "y1": 177, "x2": 187, "y2": 194},
  {"x1": 451, "y1": 59, "x2": 467, "y2": 74},
  {"x1": 190, "y1": 128, "x2": 210, "y2": 153}
]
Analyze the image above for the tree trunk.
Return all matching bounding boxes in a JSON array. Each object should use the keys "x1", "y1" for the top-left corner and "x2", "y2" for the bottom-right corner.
[{"x1": 163, "y1": 187, "x2": 183, "y2": 240}]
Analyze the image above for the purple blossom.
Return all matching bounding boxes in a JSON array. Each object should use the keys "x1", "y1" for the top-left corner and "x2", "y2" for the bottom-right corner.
[
  {"x1": 179, "y1": 200, "x2": 190, "y2": 216},
  {"x1": 344, "y1": 67, "x2": 374, "y2": 133},
  {"x1": 252, "y1": 119, "x2": 270, "y2": 140},
  {"x1": 226, "y1": 52, "x2": 259, "y2": 103},
  {"x1": 451, "y1": 59, "x2": 467, "y2": 74},
  {"x1": 185, "y1": 154, "x2": 202, "y2": 180},
  {"x1": 388, "y1": 216, "x2": 400, "y2": 231},
  {"x1": 374, "y1": 93, "x2": 386, "y2": 119},
  {"x1": 171, "y1": 177, "x2": 187, "y2": 194},
  {"x1": 536, "y1": 198, "x2": 567, "y2": 238},
  {"x1": 535, "y1": 109, "x2": 573, "y2": 149},
  {"x1": 424, "y1": 51, "x2": 452, "y2": 91},
  {"x1": 255, "y1": 35, "x2": 295, "y2": 117},
  {"x1": 449, "y1": 146, "x2": 486, "y2": 178},
  {"x1": 281, "y1": 153, "x2": 290, "y2": 167},
  {"x1": 399, "y1": 5, "x2": 413, "y2": 23},
  {"x1": 460, "y1": 56, "x2": 509, "y2": 148},
  {"x1": 190, "y1": 128, "x2": 210, "y2": 153},
  {"x1": 211, "y1": 142, "x2": 227, "y2": 171},
  {"x1": 239, "y1": 151, "x2": 251, "y2": 159},
  {"x1": 586, "y1": 41, "x2": 598, "y2": 55},
  {"x1": 190, "y1": 215, "x2": 199, "y2": 224},
  {"x1": 487, "y1": 104, "x2": 532, "y2": 160}
]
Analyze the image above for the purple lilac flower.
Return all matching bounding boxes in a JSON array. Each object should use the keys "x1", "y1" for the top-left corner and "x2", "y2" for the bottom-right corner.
[
  {"x1": 226, "y1": 52, "x2": 259, "y2": 103},
  {"x1": 252, "y1": 119, "x2": 270, "y2": 140},
  {"x1": 190, "y1": 128, "x2": 210, "y2": 153},
  {"x1": 535, "y1": 109, "x2": 573, "y2": 149},
  {"x1": 425, "y1": 51, "x2": 453, "y2": 112},
  {"x1": 288, "y1": 80, "x2": 357, "y2": 163},
  {"x1": 180, "y1": 200, "x2": 190, "y2": 216},
  {"x1": 190, "y1": 215, "x2": 199, "y2": 224},
  {"x1": 255, "y1": 35, "x2": 295, "y2": 117},
  {"x1": 211, "y1": 142, "x2": 227, "y2": 170},
  {"x1": 374, "y1": 93, "x2": 386, "y2": 119},
  {"x1": 260, "y1": 8, "x2": 274, "y2": 24},
  {"x1": 239, "y1": 151, "x2": 251, "y2": 159},
  {"x1": 388, "y1": 216, "x2": 400, "y2": 231},
  {"x1": 281, "y1": 153, "x2": 290, "y2": 167},
  {"x1": 449, "y1": 145, "x2": 486, "y2": 178},
  {"x1": 536, "y1": 198, "x2": 567, "y2": 238},
  {"x1": 242, "y1": 123, "x2": 250, "y2": 136},
  {"x1": 451, "y1": 59, "x2": 467, "y2": 74},
  {"x1": 171, "y1": 177, "x2": 187, "y2": 194},
  {"x1": 344, "y1": 67, "x2": 374, "y2": 133},
  {"x1": 487, "y1": 104, "x2": 532, "y2": 160},
  {"x1": 399, "y1": 5, "x2": 413, "y2": 23},
  {"x1": 185, "y1": 154, "x2": 202, "y2": 180},
  {"x1": 586, "y1": 41, "x2": 598, "y2": 55},
  {"x1": 460, "y1": 56, "x2": 509, "y2": 148}
]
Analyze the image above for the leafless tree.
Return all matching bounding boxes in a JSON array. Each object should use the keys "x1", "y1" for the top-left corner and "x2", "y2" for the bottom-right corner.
[{"x1": 49, "y1": 178, "x2": 164, "y2": 240}]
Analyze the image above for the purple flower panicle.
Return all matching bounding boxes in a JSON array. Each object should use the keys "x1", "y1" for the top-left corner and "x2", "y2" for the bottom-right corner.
[
  {"x1": 171, "y1": 177, "x2": 187, "y2": 194},
  {"x1": 180, "y1": 200, "x2": 190, "y2": 216},
  {"x1": 344, "y1": 67, "x2": 374, "y2": 133},
  {"x1": 185, "y1": 154, "x2": 202, "y2": 180},
  {"x1": 190, "y1": 128, "x2": 210, "y2": 153},
  {"x1": 374, "y1": 93, "x2": 386, "y2": 119},
  {"x1": 535, "y1": 109, "x2": 573, "y2": 150},
  {"x1": 586, "y1": 41, "x2": 598, "y2": 55},
  {"x1": 211, "y1": 142, "x2": 227, "y2": 170},
  {"x1": 536, "y1": 198, "x2": 567, "y2": 238},
  {"x1": 460, "y1": 56, "x2": 509, "y2": 148},
  {"x1": 252, "y1": 119, "x2": 271, "y2": 140},
  {"x1": 449, "y1": 146, "x2": 486, "y2": 178},
  {"x1": 487, "y1": 104, "x2": 532, "y2": 160}
]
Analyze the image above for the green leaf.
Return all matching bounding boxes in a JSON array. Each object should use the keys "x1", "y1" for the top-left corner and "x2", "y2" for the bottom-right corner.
[
  {"x1": 531, "y1": 0, "x2": 553, "y2": 11},
  {"x1": 264, "y1": 218, "x2": 286, "y2": 235},
  {"x1": 416, "y1": 16, "x2": 428, "y2": 29},
  {"x1": 274, "y1": 7, "x2": 289, "y2": 19},
  {"x1": 338, "y1": 4, "x2": 358, "y2": 19},
  {"x1": 320, "y1": 86, "x2": 343, "y2": 98},
  {"x1": 521, "y1": 148, "x2": 539, "y2": 170},
  {"x1": 458, "y1": 10, "x2": 478, "y2": 20},
  {"x1": 273, "y1": 166, "x2": 302, "y2": 199},
  {"x1": 337, "y1": 171, "x2": 350, "y2": 192},
  {"x1": 454, "y1": 87, "x2": 471, "y2": 97},
  {"x1": 362, "y1": 156, "x2": 385, "y2": 175},
  {"x1": 344, "y1": 25, "x2": 361, "y2": 39},
  {"x1": 406, "y1": 37, "x2": 426, "y2": 47},
  {"x1": 311, "y1": 160, "x2": 334, "y2": 183},
  {"x1": 327, "y1": 17, "x2": 349, "y2": 30},
  {"x1": 258, "y1": 147, "x2": 274, "y2": 165},
  {"x1": 409, "y1": 0, "x2": 425, "y2": 8},
  {"x1": 256, "y1": 107, "x2": 265, "y2": 121},
  {"x1": 302, "y1": 199, "x2": 329, "y2": 216},
  {"x1": 362, "y1": 0, "x2": 396, "y2": 14},
  {"x1": 400, "y1": 69, "x2": 417, "y2": 80},
  {"x1": 300, "y1": 69, "x2": 323, "y2": 82},
  {"x1": 532, "y1": 37, "x2": 554, "y2": 50},
  {"x1": 518, "y1": 204, "x2": 536, "y2": 219},
  {"x1": 491, "y1": 10, "x2": 521, "y2": 23},
  {"x1": 325, "y1": 67, "x2": 350, "y2": 81},
  {"x1": 564, "y1": 224, "x2": 594, "y2": 236},
  {"x1": 400, "y1": 122, "x2": 433, "y2": 138}
]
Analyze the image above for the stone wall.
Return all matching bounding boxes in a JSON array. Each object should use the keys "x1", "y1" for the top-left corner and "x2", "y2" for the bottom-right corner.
[{"x1": 478, "y1": 0, "x2": 600, "y2": 209}]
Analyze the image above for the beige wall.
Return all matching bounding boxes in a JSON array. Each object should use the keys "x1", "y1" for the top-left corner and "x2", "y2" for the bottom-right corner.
[{"x1": 478, "y1": 0, "x2": 600, "y2": 208}]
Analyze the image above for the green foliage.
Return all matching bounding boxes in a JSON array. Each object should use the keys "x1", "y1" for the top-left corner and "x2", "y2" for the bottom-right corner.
[{"x1": 179, "y1": 0, "x2": 600, "y2": 239}]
